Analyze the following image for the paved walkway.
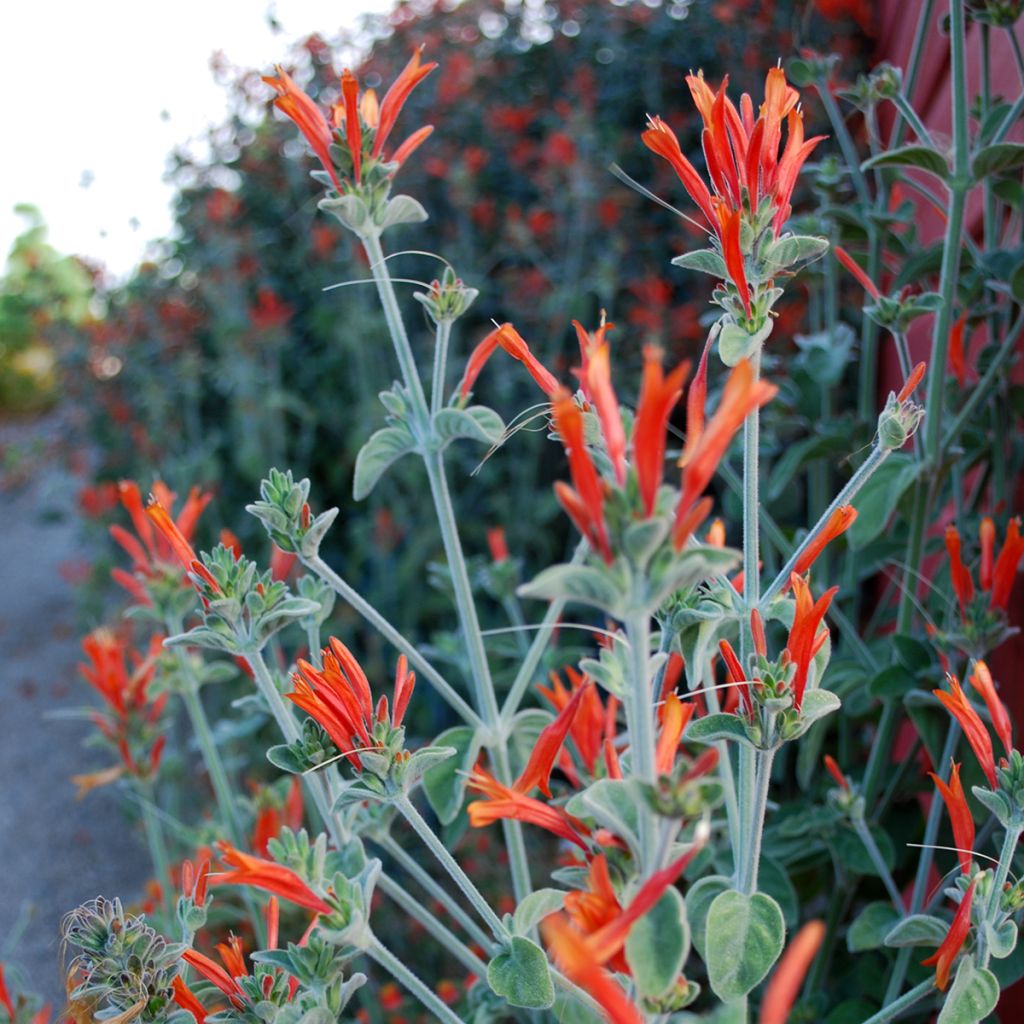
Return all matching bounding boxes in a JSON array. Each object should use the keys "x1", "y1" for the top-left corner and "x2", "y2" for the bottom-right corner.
[{"x1": 0, "y1": 413, "x2": 148, "y2": 1004}]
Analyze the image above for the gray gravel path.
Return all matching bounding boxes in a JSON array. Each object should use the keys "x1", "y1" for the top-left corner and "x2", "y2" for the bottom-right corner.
[{"x1": 0, "y1": 413, "x2": 148, "y2": 1004}]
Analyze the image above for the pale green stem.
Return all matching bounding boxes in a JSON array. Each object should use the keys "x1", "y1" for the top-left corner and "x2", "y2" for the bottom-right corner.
[
  {"x1": 367, "y1": 937, "x2": 466, "y2": 1024},
  {"x1": 423, "y1": 451, "x2": 501, "y2": 726},
  {"x1": 739, "y1": 748, "x2": 775, "y2": 896},
  {"x1": 374, "y1": 875, "x2": 488, "y2": 976},
  {"x1": 852, "y1": 818, "x2": 905, "y2": 914},
  {"x1": 380, "y1": 833, "x2": 492, "y2": 950},
  {"x1": 859, "y1": 979, "x2": 933, "y2": 1024},
  {"x1": 704, "y1": 670, "x2": 740, "y2": 849},
  {"x1": 396, "y1": 794, "x2": 508, "y2": 940},
  {"x1": 980, "y1": 824, "x2": 1023, "y2": 968},
  {"x1": 890, "y1": 329, "x2": 913, "y2": 383},
  {"x1": 816, "y1": 85, "x2": 872, "y2": 208},
  {"x1": 500, "y1": 539, "x2": 588, "y2": 723},
  {"x1": 362, "y1": 231, "x2": 429, "y2": 420},
  {"x1": 431, "y1": 318, "x2": 451, "y2": 416},
  {"x1": 139, "y1": 783, "x2": 172, "y2": 900},
  {"x1": 736, "y1": 351, "x2": 763, "y2": 895},
  {"x1": 303, "y1": 552, "x2": 483, "y2": 731},
  {"x1": 993, "y1": 90, "x2": 1024, "y2": 143},
  {"x1": 246, "y1": 645, "x2": 301, "y2": 744},
  {"x1": 360, "y1": 228, "x2": 531, "y2": 901},
  {"x1": 625, "y1": 612, "x2": 658, "y2": 874},
  {"x1": 761, "y1": 444, "x2": 890, "y2": 606},
  {"x1": 892, "y1": 93, "x2": 936, "y2": 148}
]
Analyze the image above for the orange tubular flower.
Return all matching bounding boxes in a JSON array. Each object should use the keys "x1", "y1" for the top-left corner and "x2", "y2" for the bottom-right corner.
[
  {"x1": 944, "y1": 524, "x2": 975, "y2": 618},
  {"x1": 633, "y1": 346, "x2": 690, "y2": 516},
  {"x1": 563, "y1": 855, "x2": 629, "y2": 972},
  {"x1": 214, "y1": 840, "x2": 331, "y2": 915},
  {"x1": 459, "y1": 322, "x2": 559, "y2": 399},
  {"x1": 718, "y1": 637, "x2": 753, "y2": 719},
  {"x1": 834, "y1": 245, "x2": 881, "y2": 300},
  {"x1": 823, "y1": 755, "x2": 849, "y2": 790},
  {"x1": 262, "y1": 66, "x2": 343, "y2": 192},
  {"x1": 643, "y1": 67, "x2": 824, "y2": 243},
  {"x1": 714, "y1": 200, "x2": 751, "y2": 317},
  {"x1": 577, "y1": 325, "x2": 627, "y2": 486},
  {"x1": 466, "y1": 767, "x2": 590, "y2": 849},
  {"x1": 182, "y1": 946, "x2": 245, "y2": 1005},
  {"x1": 172, "y1": 976, "x2": 208, "y2": 1024},
  {"x1": 266, "y1": 49, "x2": 436, "y2": 192},
  {"x1": 792, "y1": 505, "x2": 858, "y2": 577},
  {"x1": 934, "y1": 676, "x2": 998, "y2": 788},
  {"x1": 539, "y1": 667, "x2": 606, "y2": 777},
  {"x1": 948, "y1": 312, "x2": 970, "y2": 388},
  {"x1": 516, "y1": 679, "x2": 592, "y2": 797},
  {"x1": 759, "y1": 920, "x2": 826, "y2": 1024},
  {"x1": 930, "y1": 761, "x2": 975, "y2": 875},
  {"x1": 288, "y1": 638, "x2": 413, "y2": 770},
  {"x1": 921, "y1": 878, "x2": 977, "y2": 991},
  {"x1": 990, "y1": 517, "x2": 1024, "y2": 610},
  {"x1": 542, "y1": 846, "x2": 703, "y2": 1022},
  {"x1": 145, "y1": 498, "x2": 221, "y2": 594},
  {"x1": 0, "y1": 965, "x2": 15, "y2": 1020},
  {"x1": 896, "y1": 360, "x2": 927, "y2": 403},
  {"x1": 969, "y1": 661, "x2": 1013, "y2": 756},
  {"x1": 552, "y1": 389, "x2": 613, "y2": 563},
  {"x1": 675, "y1": 359, "x2": 778, "y2": 549},
  {"x1": 786, "y1": 574, "x2": 838, "y2": 710},
  {"x1": 655, "y1": 693, "x2": 696, "y2": 775}
]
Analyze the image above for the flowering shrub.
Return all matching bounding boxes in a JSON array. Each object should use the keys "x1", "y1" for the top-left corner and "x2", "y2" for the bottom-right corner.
[{"x1": 23, "y1": 1, "x2": 1024, "y2": 1023}]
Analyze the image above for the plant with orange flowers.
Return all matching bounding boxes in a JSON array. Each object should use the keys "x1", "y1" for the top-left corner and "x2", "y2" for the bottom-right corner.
[{"x1": 54, "y1": 4, "x2": 1024, "y2": 1024}]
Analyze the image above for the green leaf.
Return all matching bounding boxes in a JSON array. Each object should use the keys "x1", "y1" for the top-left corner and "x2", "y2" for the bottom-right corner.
[
  {"x1": 884, "y1": 914, "x2": 950, "y2": 948},
  {"x1": 847, "y1": 455, "x2": 919, "y2": 550},
  {"x1": 433, "y1": 405, "x2": 505, "y2": 448},
  {"x1": 487, "y1": 936, "x2": 555, "y2": 1009},
  {"x1": 937, "y1": 959, "x2": 999, "y2": 1024},
  {"x1": 353, "y1": 426, "x2": 416, "y2": 500},
  {"x1": 518, "y1": 563, "x2": 624, "y2": 616},
  {"x1": 319, "y1": 193, "x2": 370, "y2": 233},
  {"x1": 847, "y1": 902, "x2": 901, "y2": 952},
  {"x1": 400, "y1": 745, "x2": 456, "y2": 790},
  {"x1": 795, "y1": 689, "x2": 841, "y2": 731},
  {"x1": 672, "y1": 249, "x2": 728, "y2": 277},
  {"x1": 650, "y1": 544, "x2": 741, "y2": 606},
  {"x1": 512, "y1": 889, "x2": 566, "y2": 936},
  {"x1": 422, "y1": 726, "x2": 484, "y2": 825},
  {"x1": 868, "y1": 665, "x2": 917, "y2": 699},
  {"x1": 972, "y1": 142, "x2": 1024, "y2": 180},
  {"x1": 266, "y1": 744, "x2": 306, "y2": 774},
  {"x1": 376, "y1": 194, "x2": 429, "y2": 230},
  {"x1": 835, "y1": 827, "x2": 895, "y2": 877},
  {"x1": 764, "y1": 234, "x2": 830, "y2": 271},
  {"x1": 623, "y1": 517, "x2": 670, "y2": 566},
  {"x1": 986, "y1": 919, "x2": 1018, "y2": 960},
  {"x1": 626, "y1": 886, "x2": 689, "y2": 999},
  {"x1": 719, "y1": 318, "x2": 774, "y2": 367},
  {"x1": 863, "y1": 145, "x2": 949, "y2": 180},
  {"x1": 686, "y1": 874, "x2": 731, "y2": 959},
  {"x1": 565, "y1": 779, "x2": 642, "y2": 855},
  {"x1": 685, "y1": 712, "x2": 754, "y2": 747},
  {"x1": 705, "y1": 889, "x2": 785, "y2": 1001}
]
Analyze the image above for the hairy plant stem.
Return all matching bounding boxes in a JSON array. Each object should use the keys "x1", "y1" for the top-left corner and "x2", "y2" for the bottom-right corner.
[
  {"x1": 139, "y1": 782, "x2": 172, "y2": 901},
  {"x1": 500, "y1": 539, "x2": 589, "y2": 723},
  {"x1": 304, "y1": 553, "x2": 482, "y2": 730},
  {"x1": 379, "y1": 834, "x2": 492, "y2": 949},
  {"x1": 431, "y1": 318, "x2": 451, "y2": 416},
  {"x1": 760, "y1": 444, "x2": 890, "y2": 606},
  {"x1": 739, "y1": 748, "x2": 775, "y2": 896},
  {"x1": 852, "y1": 818, "x2": 905, "y2": 914},
  {"x1": 362, "y1": 229, "x2": 532, "y2": 901},
  {"x1": 367, "y1": 937, "x2": 466, "y2": 1024},
  {"x1": 625, "y1": 611, "x2": 658, "y2": 875},
  {"x1": 859, "y1": 979, "x2": 933, "y2": 1024},
  {"x1": 979, "y1": 824, "x2": 1023, "y2": 968},
  {"x1": 373, "y1": 879, "x2": 488, "y2": 976},
  {"x1": 883, "y1": 722, "x2": 961, "y2": 1004},
  {"x1": 736, "y1": 350, "x2": 763, "y2": 896},
  {"x1": 396, "y1": 794, "x2": 508, "y2": 940}
]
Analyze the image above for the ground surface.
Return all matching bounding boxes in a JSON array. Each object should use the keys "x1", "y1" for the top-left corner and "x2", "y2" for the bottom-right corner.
[{"x1": 0, "y1": 412, "x2": 148, "y2": 1005}]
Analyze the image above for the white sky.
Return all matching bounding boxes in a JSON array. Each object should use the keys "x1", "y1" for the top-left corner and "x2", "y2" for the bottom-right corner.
[{"x1": 2, "y1": 0, "x2": 392, "y2": 278}]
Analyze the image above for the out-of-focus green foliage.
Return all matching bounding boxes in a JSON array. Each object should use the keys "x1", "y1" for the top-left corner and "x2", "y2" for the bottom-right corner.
[{"x1": 0, "y1": 205, "x2": 93, "y2": 415}]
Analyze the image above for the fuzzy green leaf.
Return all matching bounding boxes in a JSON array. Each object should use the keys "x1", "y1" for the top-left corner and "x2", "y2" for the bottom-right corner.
[
  {"x1": 937, "y1": 959, "x2": 999, "y2": 1024},
  {"x1": 705, "y1": 889, "x2": 785, "y2": 1000},
  {"x1": 626, "y1": 886, "x2": 689, "y2": 999},
  {"x1": 353, "y1": 426, "x2": 416, "y2": 500},
  {"x1": 863, "y1": 145, "x2": 949, "y2": 179},
  {"x1": 487, "y1": 936, "x2": 555, "y2": 1009}
]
